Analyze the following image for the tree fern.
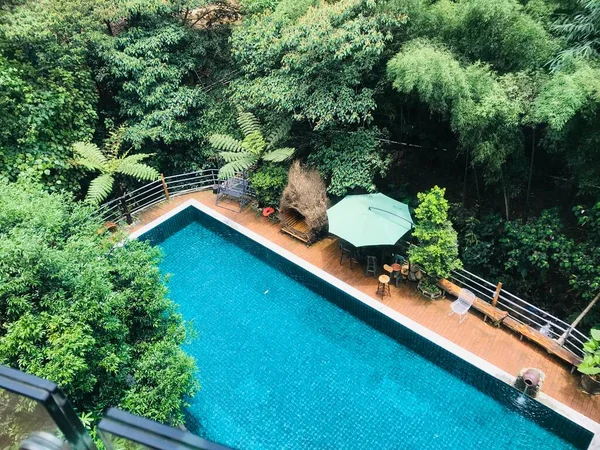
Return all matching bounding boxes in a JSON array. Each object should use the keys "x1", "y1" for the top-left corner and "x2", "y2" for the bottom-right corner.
[
  {"x1": 118, "y1": 160, "x2": 160, "y2": 180},
  {"x1": 72, "y1": 126, "x2": 159, "y2": 204},
  {"x1": 241, "y1": 131, "x2": 266, "y2": 155},
  {"x1": 72, "y1": 142, "x2": 107, "y2": 171},
  {"x1": 263, "y1": 147, "x2": 295, "y2": 162},
  {"x1": 219, "y1": 155, "x2": 257, "y2": 179},
  {"x1": 266, "y1": 119, "x2": 292, "y2": 149},
  {"x1": 211, "y1": 110, "x2": 295, "y2": 180}
]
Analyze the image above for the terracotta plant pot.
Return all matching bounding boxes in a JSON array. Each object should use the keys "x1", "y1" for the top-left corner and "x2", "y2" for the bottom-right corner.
[{"x1": 581, "y1": 374, "x2": 600, "y2": 395}]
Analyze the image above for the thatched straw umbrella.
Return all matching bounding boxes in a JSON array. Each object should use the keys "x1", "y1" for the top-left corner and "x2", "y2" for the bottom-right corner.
[{"x1": 279, "y1": 161, "x2": 328, "y2": 244}]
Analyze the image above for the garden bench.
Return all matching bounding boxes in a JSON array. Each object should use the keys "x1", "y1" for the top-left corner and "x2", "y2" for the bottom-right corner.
[
  {"x1": 437, "y1": 279, "x2": 509, "y2": 324},
  {"x1": 437, "y1": 278, "x2": 582, "y2": 369}
]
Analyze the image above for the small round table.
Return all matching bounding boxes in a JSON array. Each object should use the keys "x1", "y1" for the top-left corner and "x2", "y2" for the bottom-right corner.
[{"x1": 391, "y1": 263, "x2": 402, "y2": 287}]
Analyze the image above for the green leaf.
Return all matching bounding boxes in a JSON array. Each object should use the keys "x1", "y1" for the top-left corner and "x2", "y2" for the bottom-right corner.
[
  {"x1": 117, "y1": 162, "x2": 160, "y2": 181},
  {"x1": 591, "y1": 329, "x2": 600, "y2": 341},
  {"x1": 262, "y1": 147, "x2": 295, "y2": 162},
  {"x1": 72, "y1": 142, "x2": 107, "y2": 171},
  {"x1": 237, "y1": 111, "x2": 262, "y2": 137},
  {"x1": 86, "y1": 174, "x2": 114, "y2": 205},
  {"x1": 209, "y1": 134, "x2": 246, "y2": 153}
]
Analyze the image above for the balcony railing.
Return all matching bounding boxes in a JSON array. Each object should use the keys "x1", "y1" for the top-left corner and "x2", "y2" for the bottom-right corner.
[{"x1": 0, "y1": 365, "x2": 230, "y2": 450}]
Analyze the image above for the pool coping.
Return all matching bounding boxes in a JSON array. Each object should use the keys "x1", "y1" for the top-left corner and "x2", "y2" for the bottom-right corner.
[{"x1": 129, "y1": 198, "x2": 600, "y2": 449}]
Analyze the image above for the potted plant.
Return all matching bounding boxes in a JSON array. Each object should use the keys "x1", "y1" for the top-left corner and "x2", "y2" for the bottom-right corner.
[
  {"x1": 417, "y1": 277, "x2": 443, "y2": 300},
  {"x1": 578, "y1": 329, "x2": 600, "y2": 395}
]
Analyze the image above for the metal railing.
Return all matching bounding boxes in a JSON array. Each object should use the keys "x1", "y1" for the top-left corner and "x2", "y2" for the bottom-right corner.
[
  {"x1": 0, "y1": 365, "x2": 231, "y2": 450},
  {"x1": 95, "y1": 169, "x2": 220, "y2": 224},
  {"x1": 449, "y1": 268, "x2": 587, "y2": 358}
]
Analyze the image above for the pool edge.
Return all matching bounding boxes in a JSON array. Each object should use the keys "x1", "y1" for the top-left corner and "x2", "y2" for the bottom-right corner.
[{"x1": 129, "y1": 199, "x2": 600, "y2": 449}]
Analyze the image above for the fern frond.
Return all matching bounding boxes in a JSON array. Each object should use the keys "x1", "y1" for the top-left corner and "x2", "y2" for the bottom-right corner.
[
  {"x1": 86, "y1": 174, "x2": 114, "y2": 205},
  {"x1": 241, "y1": 131, "x2": 266, "y2": 155},
  {"x1": 117, "y1": 162, "x2": 160, "y2": 181},
  {"x1": 209, "y1": 134, "x2": 246, "y2": 153},
  {"x1": 262, "y1": 147, "x2": 295, "y2": 162},
  {"x1": 72, "y1": 142, "x2": 107, "y2": 171},
  {"x1": 120, "y1": 152, "x2": 155, "y2": 165},
  {"x1": 104, "y1": 126, "x2": 127, "y2": 158},
  {"x1": 218, "y1": 151, "x2": 255, "y2": 163},
  {"x1": 266, "y1": 119, "x2": 292, "y2": 149},
  {"x1": 237, "y1": 112, "x2": 261, "y2": 137},
  {"x1": 218, "y1": 155, "x2": 257, "y2": 179}
]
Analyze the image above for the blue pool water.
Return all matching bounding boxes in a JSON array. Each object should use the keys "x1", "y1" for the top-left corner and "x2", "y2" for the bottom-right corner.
[{"x1": 141, "y1": 207, "x2": 592, "y2": 450}]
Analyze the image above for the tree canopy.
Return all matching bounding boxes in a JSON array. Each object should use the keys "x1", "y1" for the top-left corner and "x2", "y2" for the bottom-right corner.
[{"x1": 0, "y1": 180, "x2": 197, "y2": 427}]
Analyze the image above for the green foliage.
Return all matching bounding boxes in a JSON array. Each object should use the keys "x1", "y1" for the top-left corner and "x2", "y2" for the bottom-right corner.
[
  {"x1": 408, "y1": 186, "x2": 462, "y2": 278},
  {"x1": 240, "y1": 0, "x2": 284, "y2": 15},
  {"x1": 0, "y1": 179, "x2": 197, "y2": 427},
  {"x1": 425, "y1": 0, "x2": 556, "y2": 72},
  {"x1": 0, "y1": 18, "x2": 97, "y2": 191},
  {"x1": 231, "y1": 0, "x2": 404, "y2": 129},
  {"x1": 72, "y1": 128, "x2": 160, "y2": 204},
  {"x1": 579, "y1": 329, "x2": 600, "y2": 376},
  {"x1": 552, "y1": 0, "x2": 600, "y2": 70},
  {"x1": 453, "y1": 205, "x2": 600, "y2": 323},
  {"x1": 210, "y1": 111, "x2": 294, "y2": 179},
  {"x1": 387, "y1": 40, "x2": 527, "y2": 183},
  {"x1": 92, "y1": 0, "x2": 234, "y2": 168},
  {"x1": 249, "y1": 164, "x2": 288, "y2": 207},
  {"x1": 529, "y1": 59, "x2": 600, "y2": 193},
  {"x1": 308, "y1": 129, "x2": 390, "y2": 196}
]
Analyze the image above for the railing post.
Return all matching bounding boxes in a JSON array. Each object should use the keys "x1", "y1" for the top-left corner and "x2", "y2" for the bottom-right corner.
[
  {"x1": 160, "y1": 173, "x2": 170, "y2": 200},
  {"x1": 120, "y1": 195, "x2": 133, "y2": 225},
  {"x1": 492, "y1": 282, "x2": 502, "y2": 307},
  {"x1": 557, "y1": 326, "x2": 572, "y2": 346}
]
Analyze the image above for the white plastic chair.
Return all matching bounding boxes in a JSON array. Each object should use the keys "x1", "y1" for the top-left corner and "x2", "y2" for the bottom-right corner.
[{"x1": 448, "y1": 288, "x2": 476, "y2": 324}]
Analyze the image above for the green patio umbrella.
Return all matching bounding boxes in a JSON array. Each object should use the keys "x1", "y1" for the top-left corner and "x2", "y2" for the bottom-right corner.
[{"x1": 327, "y1": 193, "x2": 414, "y2": 247}]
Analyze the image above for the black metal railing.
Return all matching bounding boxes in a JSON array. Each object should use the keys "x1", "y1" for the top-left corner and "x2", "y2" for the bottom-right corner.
[{"x1": 0, "y1": 365, "x2": 231, "y2": 450}]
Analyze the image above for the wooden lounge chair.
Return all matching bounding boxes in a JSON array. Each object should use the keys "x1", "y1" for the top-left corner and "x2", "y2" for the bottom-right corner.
[{"x1": 280, "y1": 209, "x2": 312, "y2": 244}]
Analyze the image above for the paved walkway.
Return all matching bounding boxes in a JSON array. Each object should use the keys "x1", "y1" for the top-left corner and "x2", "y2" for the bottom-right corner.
[{"x1": 130, "y1": 191, "x2": 599, "y2": 423}]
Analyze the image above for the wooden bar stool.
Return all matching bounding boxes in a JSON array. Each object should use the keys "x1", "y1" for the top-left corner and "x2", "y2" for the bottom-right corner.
[
  {"x1": 365, "y1": 255, "x2": 377, "y2": 278},
  {"x1": 376, "y1": 275, "x2": 391, "y2": 298}
]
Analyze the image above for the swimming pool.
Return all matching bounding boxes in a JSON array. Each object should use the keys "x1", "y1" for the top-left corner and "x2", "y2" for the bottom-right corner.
[{"x1": 137, "y1": 203, "x2": 594, "y2": 450}]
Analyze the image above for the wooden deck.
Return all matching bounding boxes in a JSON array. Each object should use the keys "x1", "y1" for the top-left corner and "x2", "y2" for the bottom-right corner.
[{"x1": 129, "y1": 191, "x2": 600, "y2": 424}]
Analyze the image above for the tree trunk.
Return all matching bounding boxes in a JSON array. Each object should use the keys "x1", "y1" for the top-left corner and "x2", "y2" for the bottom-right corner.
[
  {"x1": 118, "y1": 182, "x2": 133, "y2": 225},
  {"x1": 557, "y1": 291, "x2": 600, "y2": 345},
  {"x1": 501, "y1": 167, "x2": 510, "y2": 221},
  {"x1": 473, "y1": 164, "x2": 481, "y2": 204},
  {"x1": 462, "y1": 148, "x2": 469, "y2": 207},
  {"x1": 525, "y1": 127, "x2": 536, "y2": 218}
]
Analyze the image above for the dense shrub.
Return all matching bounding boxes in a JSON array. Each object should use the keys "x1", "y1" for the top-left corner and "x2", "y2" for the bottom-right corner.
[
  {"x1": 409, "y1": 186, "x2": 462, "y2": 279},
  {"x1": 250, "y1": 164, "x2": 288, "y2": 207}
]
